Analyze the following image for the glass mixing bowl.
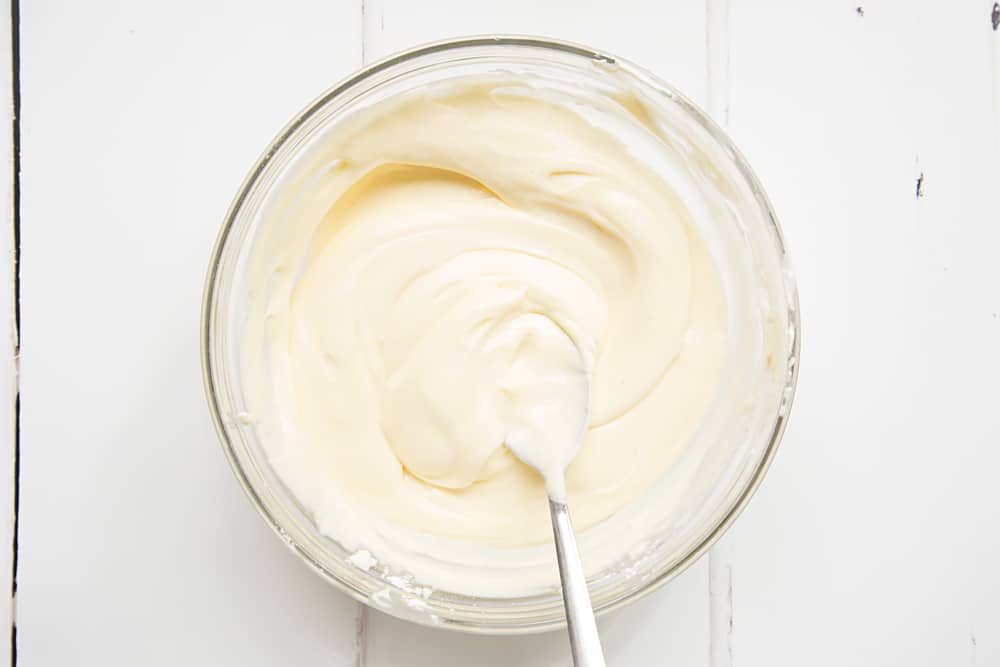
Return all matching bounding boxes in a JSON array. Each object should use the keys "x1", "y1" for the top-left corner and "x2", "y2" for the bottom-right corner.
[{"x1": 201, "y1": 36, "x2": 799, "y2": 634}]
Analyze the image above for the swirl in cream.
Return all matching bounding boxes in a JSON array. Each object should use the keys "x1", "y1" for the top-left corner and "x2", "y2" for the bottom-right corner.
[{"x1": 241, "y1": 79, "x2": 727, "y2": 595}]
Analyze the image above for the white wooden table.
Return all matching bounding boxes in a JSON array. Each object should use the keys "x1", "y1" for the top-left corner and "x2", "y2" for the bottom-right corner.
[{"x1": 5, "y1": 1, "x2": 999, "y2": 664}]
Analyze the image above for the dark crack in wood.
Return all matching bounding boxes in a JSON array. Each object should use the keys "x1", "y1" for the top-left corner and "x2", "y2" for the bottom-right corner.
[{"x1": 8, "y1": 0, "x2": 22, "y2": 664}]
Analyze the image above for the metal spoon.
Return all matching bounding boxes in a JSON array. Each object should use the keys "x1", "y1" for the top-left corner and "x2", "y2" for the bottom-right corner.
[
  {"x1": 546, "y1": 494, "x2": 607, "y2": 667},
  {"x1": 502, "y1": 314, "x2": 606, "y2": 667}
]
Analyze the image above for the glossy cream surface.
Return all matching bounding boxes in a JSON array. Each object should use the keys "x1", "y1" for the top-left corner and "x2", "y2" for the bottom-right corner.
[{"x1": 240, "y1": 78, "x2": 727, "y2": 596}]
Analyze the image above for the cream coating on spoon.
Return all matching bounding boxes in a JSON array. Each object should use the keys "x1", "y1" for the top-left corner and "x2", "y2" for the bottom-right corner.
[
  {"x1": 498, "y1": 313, "x2": 590, "y2": 502},
  {"x1": 240, "y1": 78, "x2": 727, "y2": 596}
]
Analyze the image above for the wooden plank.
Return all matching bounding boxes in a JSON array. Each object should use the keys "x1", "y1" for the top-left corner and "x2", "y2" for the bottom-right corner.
[
  {"x1": 360, "y1": 2, "x2": 712, "y2": 664},
  {"x1": 16, "y1": 2, "x2": 363, "y2": 664},
  {"x1": 362, "y1": 0, "x2": 709, "y2": 106},
  {"x1": 721, "y1": 1, "x2": 1000, "y2": 665}
]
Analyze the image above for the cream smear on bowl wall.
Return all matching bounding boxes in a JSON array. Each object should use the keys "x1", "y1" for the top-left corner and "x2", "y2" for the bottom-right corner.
[{"x1": 205, "y1": 38, "x2": 798, "y2": 630}]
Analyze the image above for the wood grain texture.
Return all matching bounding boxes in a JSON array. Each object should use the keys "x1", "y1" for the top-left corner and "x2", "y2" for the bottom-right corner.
[
  {"x1": 16, "y1": 2, "x2": 362, "y2": 664},
  {"x1": 719, "y1": 1, "x2": 1000, "y2": 665}
]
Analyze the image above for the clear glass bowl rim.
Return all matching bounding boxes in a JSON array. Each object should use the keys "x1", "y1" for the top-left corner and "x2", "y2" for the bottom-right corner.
[{"x1": 201, "y1": 34, "x2": 801, "y2": 634}]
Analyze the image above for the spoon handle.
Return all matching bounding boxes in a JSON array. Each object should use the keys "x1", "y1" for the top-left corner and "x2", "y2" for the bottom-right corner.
[{"x1": 549, "y1": 498, "x2": 607, "y2": 667}]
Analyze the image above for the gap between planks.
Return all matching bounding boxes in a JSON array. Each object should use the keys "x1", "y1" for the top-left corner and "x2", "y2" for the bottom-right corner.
[
  {"x1": 705, "y1": 0, "x2": 735, "y2": 665},
  {"x1": 354, "y1": 1, "x2": 372, "y2": 662}
]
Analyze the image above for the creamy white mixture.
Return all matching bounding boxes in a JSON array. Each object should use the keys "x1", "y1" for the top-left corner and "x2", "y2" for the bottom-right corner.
[{"x1": 240, "y1": 78, "x2": 727, "y2": 596}]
